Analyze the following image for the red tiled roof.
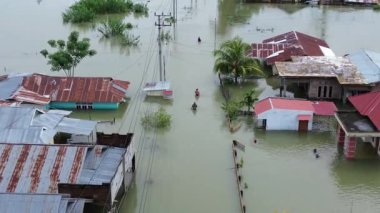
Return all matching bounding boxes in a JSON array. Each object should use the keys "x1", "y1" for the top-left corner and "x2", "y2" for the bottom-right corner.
[
  {"x1": 250, "y1": 31, "x2": 331, "y2": 65},
  {"x1": 12, "y1": 74, "x2": 130, "y2": 104},
  {"x1": 255, "y1": 97, "x2": 314, "y2": 115},
  {"x1": 348, "y1": 91, "x2": 380, "y2": 130},
  {"x1": 312, "y1": 101, "x2": 337, "y2": 116}
]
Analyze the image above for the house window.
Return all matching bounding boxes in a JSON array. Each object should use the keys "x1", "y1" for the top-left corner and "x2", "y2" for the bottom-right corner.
[
  {"x1": 323, "y1": 86, "x2": 327, "y2": 98},
  {"x1": 76, "y1": 103, "x2": 93, "y2": 110},
  {"x1": 329, "y1": 86, "x2": 333, "y2": 98},
  {"x1": 318, "y1": 86, "x2": 322, "y2": 97}
]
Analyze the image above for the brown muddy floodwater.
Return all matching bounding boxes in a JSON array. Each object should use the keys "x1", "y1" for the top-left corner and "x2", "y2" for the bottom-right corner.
[{"x1": 1, "y1": 0, "x2": 380, "y2": 212}]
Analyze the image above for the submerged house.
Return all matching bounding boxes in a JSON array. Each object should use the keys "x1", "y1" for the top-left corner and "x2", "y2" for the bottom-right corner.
[
  {"x1": 0, "y1": 73, "x2": 130, "y2": 110},
  {"x1": 335, "y1": 91, "x2": 380, "y2": 159},
  {"x1": 255, "y1": 97, "x2": 336, "y2": 131},
  {"x1": 273, "y1": 56, "x2": 369, "y2": 101},
  {"x1": 249, "y1": 31, "x2": 335, "y2": 66},
  {"x1": 0, "y1": 143, "x2": 135, "y2": 211}
]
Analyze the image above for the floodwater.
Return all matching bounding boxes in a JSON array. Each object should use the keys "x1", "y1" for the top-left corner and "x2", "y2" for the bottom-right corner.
[{"x1": 1, "y1": 0, "x2": 380, "y2": 212}]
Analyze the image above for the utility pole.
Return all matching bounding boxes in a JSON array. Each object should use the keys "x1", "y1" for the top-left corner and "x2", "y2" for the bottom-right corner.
[
  {"x1": 172, "y1": 0, "x2": 177, "y2": 22},
  {"x1": 155, "y1": 12, "x2": 171, "y2": 81}
]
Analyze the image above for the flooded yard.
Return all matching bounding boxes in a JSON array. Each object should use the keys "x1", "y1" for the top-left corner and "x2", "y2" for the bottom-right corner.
[{"x1": 1, "y1": 0, "x2": 380, "y2": 212}]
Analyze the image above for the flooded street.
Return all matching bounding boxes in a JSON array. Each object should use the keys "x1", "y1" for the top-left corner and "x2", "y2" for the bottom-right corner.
[{"x1": 2, "y1": 0, "x2": 380, "y2": 212}]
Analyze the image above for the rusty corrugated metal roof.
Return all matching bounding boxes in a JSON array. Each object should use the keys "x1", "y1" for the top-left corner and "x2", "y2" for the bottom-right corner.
[
  {"x1": 7, "y1": 73, "x2": 130, "y2": 105},
  {"x1": 275, "y1": 56, "x2": 366, "y2": 84},
  {"x1": 0, "y1": 144, "x2": 127, "y2": 194},
  {"x1": 0, "y1": 144, "x2": 87, "y2": 193},
  {"x1": 348, "y1": 91, "x2": 380, "y2": 131},
  {"x1": 250, "y1": 31, "x2": 334, "y2": 65}
]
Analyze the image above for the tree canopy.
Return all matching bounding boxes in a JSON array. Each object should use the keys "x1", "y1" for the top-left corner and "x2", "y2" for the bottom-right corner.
[
  {"x1": 214, "y1": 37, "x2": 263, "y2": 84},
  {"x1": 40, "y1": 31, "x2": 96, "y2": 77}
]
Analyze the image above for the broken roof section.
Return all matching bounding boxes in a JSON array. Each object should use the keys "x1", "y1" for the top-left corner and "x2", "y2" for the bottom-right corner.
[
  {"x1": 0, "y1": 144, "x2": 126, "y2": 194},
  {"x1": 275, "y1": 56, "x2": 367, "y2": 85},
  {"x1": 347, "y1": 49, "x2": 380, "y2": 84},
  {"x1": 249, "y1": 31, "x2": 335, "y2": 65},
  {"x1": 0, "y1": 193, "x2": 85, "y2": 213},
  {"x1": 0, "y1": 107, "x2": 97, "y2": 144},
  {"x1": 0, "y1": 73, "x2": 130, "y2": 105}
]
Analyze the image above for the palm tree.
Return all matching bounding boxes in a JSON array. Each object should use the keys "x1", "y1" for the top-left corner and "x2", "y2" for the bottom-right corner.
[
  {"x1": 214, "y1": 37, "x2": 263, "y2": 84},
  {"x1": 240, "y1": 89, "x2": 258, "y2": 112}
]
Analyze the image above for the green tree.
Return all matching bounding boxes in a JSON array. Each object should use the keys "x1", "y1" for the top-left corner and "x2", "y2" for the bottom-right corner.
[
  {"x1": 240, "y1": 89, "x2": 258, "y2": 112},
  {"x1": 221, "y1": 100, "x2": 241, "y2": 123},
  {"x1": 141, "y1": 107, "x2": 171, "y2": 130},
  {"x1": 40, "y1": 31, "x2": 96, "y2": 77},
  {"x1": 214, "y1": 37, "x2": 263, "y2": 84}
]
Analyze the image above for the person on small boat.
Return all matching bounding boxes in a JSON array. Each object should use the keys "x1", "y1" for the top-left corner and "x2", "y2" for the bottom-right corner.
[
  {"x1": 191, "y1": 102, "x2": 198, "y2": 111},
  {"x1": 195, "y1": 88, "x2": 200, "y2": 97},
  {"x1": 198, "y1": 37, "x2": 202, "y2": 43}
]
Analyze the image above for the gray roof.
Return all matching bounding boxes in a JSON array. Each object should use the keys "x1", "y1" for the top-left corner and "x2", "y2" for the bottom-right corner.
[
  {"x1": 0, "y1": 144, "x2": 126, "y2": 193},
  {"x1": 79, "y1": 146, "x2": 125, "y2": 184},
  {"x1": 0, "y1": 75, "x2": 23, "y2": 100},
  {"x1": 32, "y1": 112, "x2": 65, "y2": 128},
  {"x1": 348, "y1": 50, "x2": 380, "y2": 84},
  {"x1": 0, "y1": 193, "x2": 85, "y2": 213},
  {"x1": 0, "y1": 107, "x2": 35, "y2": 129},
  {"x1": 0, "y1": 107, "x2": 96, "y2": 144},
  {"x1": 0, "y1": 127, "x2": 56, "y2": 144},
  {"x1": 57, "y1": 118, "x2": 97, "y2": 136}
]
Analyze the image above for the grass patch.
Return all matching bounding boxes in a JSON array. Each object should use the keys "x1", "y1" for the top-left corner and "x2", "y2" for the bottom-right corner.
[{"x1": 63, "y1": 0, "x2": 148, "y2": 23}]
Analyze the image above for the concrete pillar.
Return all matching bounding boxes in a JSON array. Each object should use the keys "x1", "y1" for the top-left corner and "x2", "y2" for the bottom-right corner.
[
  {"x1": 283, "y1": 78, "x2": 287, "y2": 97},
  {"x1": 344, "y1": 137, "x2": 357, "y2": 159}
]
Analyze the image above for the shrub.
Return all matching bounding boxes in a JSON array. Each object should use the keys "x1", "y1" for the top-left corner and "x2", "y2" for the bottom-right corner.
[
  {"x1": 63, "y1": 0, "x2": 146, "y2": 23},
  {"x1": 374, "y1": 4, "x2": 380, "y2": 10},
  {"x1": 141, "y1": 107, "x2": 171, "y2": 129}
]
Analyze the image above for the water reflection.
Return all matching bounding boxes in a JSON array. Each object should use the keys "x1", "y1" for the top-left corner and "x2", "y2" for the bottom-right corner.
[
  {"x1": 331, "y1": 144, "x2": 380, "y2": 194},
  {"x1": 217, "y1": 0, "x2": 262, "y2": 34}
]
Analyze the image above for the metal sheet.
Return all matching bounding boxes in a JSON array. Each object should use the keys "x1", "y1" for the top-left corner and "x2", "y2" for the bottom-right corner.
[
  {"x1": 0, "y1": 193, "x2": 85, "y2": 213},
  {"x1": 78, "y1": 146, "x2": 126, "y2": 184},
  {"x1": 0, "y1": 76, "x2": 23, "y2": 100},
  {"x1": 348, "y1": 50, "x2": 380, "y2": 84},
  {"x1": 56, "y1": 118, "x2": 97, "y2": 135},
  {"x1": 0, "y1": 127, "x2": 55, "y2": 144},
  {"x1": 0, "y1": 144, "x2": 87, "y2": 193},
  {"x1": 20, "y1": 74, "x2": 129, "y2": 103},
  {"x1": 0, "y1": 107, "x2": 35, "y2": 129}
]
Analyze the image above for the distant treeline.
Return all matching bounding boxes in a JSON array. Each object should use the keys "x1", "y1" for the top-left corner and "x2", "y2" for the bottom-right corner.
[{"x1": 63, "y1": 0, "x2": 148, "y2": 23}]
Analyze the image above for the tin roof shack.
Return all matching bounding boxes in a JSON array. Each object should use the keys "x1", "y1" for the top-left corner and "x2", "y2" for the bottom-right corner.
[
  {"x1": 0, "y1": 73, "x2": 130, "y2": 110},
  {"x1": 335, "y1": 92, "x2": 380, "y2": 159},
  {"x1": 0, "y1": 193, "x2": 86, "y2": 213},
  {"x1": 0, "y1": 143, "x2": 135, "y2": 211},
  {"x1": 0, "y1": 106, "x2": 97, "y2": 145},
  {"x1": 249, "y1": 31, "x2": 335, "y2": 66},
  {"x1": 273, "y1": 56, "x2": 371, "y2": 101},
  {"x1": 254, "y1": 97, "x2": 336, "y2": 131}
]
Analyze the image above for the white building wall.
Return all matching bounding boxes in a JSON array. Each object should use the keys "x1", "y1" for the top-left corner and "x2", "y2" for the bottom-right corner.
[{"x1": 257, "y1": 109, "x2": 313, "y2": 130}]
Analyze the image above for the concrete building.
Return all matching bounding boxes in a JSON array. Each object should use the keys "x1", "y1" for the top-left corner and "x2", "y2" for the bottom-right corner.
[
  {"x1": 335, "y1": 91, "x2": 380, "y2": 159},
  {"x1": 255, "y1": 97, "x2": 336, "y2": 131}
]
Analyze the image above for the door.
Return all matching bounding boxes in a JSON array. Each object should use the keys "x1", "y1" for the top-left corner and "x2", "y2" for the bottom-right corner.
[{"x1": 298, "y1": 120, "x2": 308, "y2": 132}]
